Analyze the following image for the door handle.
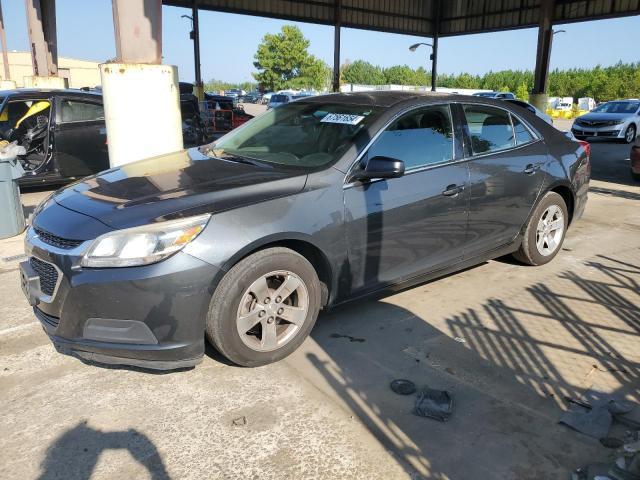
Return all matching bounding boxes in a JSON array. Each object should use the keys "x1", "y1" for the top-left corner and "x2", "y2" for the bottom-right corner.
[
  {"x1": 524, "y1": 163, "x2": 541, "y2": 175},
  {"x1": 442, "y1": 184, "x2": 464, "y2": 197}
]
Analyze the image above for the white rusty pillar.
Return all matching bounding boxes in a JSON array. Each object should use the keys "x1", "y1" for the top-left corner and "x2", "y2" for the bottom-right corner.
[{"x1": 102, "y1": 0, "x2": 183, "y2": 167}]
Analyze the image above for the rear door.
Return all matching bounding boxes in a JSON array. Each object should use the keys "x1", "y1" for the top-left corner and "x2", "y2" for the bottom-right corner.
[
  {"x1": 459, "y1": 103, "x2": 547, "y2": 257},
  {"x1": 53, "y1": 97, "x2": 108, "y2": 177},
  {"x1": 344, "y1": 104, "x2": 469, "y2": 294}
]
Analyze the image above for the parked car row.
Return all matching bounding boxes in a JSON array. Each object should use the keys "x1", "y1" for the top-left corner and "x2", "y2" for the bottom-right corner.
[{"x1": 20, "y1": 91, "x2": 590, "y2": 370}]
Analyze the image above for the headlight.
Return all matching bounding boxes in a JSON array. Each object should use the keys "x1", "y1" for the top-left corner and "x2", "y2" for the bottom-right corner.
[{"x1": 81, "y1": 214, "x2": 210, "y2": 268}]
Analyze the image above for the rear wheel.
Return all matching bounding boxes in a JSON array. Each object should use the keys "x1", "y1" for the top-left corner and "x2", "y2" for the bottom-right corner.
[
  {"x1": 513, "y1": 192, "x2": 568, "y2": 266},
  {"x1": 206, "y1": 247, "x2": 321, "y2": 367}
]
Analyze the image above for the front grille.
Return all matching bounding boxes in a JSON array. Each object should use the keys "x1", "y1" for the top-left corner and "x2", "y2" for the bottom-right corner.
[
  {"x1": 30, "y1": 257, "x2": 59, "y2": 297},
  {"x1": 34, "y1": 227, "x2": 83, "y2": 250}
]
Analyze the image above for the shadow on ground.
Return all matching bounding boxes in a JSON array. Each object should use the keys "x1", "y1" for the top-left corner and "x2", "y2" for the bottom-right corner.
[
  {"x1": 38, "y1": 421, "x2": 170, "y2": 480},
  {"x1": 308, "y1": 251, "x2": 640, "y2": 479}
]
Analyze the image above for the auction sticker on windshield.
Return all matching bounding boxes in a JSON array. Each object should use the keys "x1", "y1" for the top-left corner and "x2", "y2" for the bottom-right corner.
[{"x1": 321, "y1": 113, "x2": 365, "y2": 125}]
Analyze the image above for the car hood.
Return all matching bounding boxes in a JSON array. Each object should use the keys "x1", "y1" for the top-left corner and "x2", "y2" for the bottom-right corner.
[
  {"x1": 53, "y1": 148, "x2": 308, "y2": 231},
  {"x1": 576, "y1": 112, "x2": 631, "y2": 121}
]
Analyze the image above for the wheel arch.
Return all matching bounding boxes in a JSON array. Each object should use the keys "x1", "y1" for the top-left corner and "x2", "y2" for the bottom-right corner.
[
  {"x1": 548, "y1": 183, "x2": 575, "y2": 225},
  {"x1": 220, "y1": 233, "x2": 334, "y2": 308}
]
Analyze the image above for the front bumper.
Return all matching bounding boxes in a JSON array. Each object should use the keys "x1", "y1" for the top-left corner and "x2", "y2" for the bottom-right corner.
[
  {"x1": 571, "y1": 122, "x2": 625, "y2": 138},
  {"x1": 21, "y1": 226, "x2": 221, "y2": 370}
]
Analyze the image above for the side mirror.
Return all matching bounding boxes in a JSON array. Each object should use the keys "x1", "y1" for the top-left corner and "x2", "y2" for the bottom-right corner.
[{"x1": 350, "y1": 156, "x2": 405, "y2": 182}]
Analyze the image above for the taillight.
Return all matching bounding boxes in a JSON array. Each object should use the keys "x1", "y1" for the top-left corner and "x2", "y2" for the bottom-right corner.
[{"x1": 578, "y1": 140, "x2": 590, "y2": 159}]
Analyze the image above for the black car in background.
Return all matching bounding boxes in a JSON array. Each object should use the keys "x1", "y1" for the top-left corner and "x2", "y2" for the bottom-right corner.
[
  {"x1": 0, "y1": 88, "x2": 205, "y2": 186},
  {"x1": 21, "y1": 92, "x2": 590, "y2": 370}
]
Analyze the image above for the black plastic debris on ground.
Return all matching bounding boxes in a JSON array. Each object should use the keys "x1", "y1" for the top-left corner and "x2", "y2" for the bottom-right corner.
[
  {"x1": 414, "y1": 388, "x2": 453, "y2": 422},
  {"x1": 329, "y1": 333, "x2": 365, "y2": 343},
  {"x1": 390, "y1": 379, "x2": 416, "y2": 396},
  {"x1": 560, "y1": 396, "x2": 638, "y2": 440}
]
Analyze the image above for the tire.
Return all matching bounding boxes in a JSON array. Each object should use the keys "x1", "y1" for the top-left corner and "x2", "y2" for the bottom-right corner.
[
  {"x1": 206, "y1": 247, "x2": 321, "y2": 367},
  {"x1": 623, "y1": 124, "x2": 636, "y2": 144},
  {"x1": 513, "y1": 191, "x2": 568, "y2": 266}
]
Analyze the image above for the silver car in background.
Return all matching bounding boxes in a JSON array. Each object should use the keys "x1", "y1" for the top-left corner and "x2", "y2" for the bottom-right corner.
[{"x1": 572, "y1": 99, "x2": 640, "y2": 143}]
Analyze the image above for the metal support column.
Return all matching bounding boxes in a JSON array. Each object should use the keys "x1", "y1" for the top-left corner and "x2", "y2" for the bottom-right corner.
[
  {"x1": 24, "y1": 0, "x2": 63, "y2": 87},
  {"x1": 530, "y1": 0, "x2": 554, "y2": 111},
  {"x1": 103, "y1": 0, "x2": 182, "y2": 167},
  {"x1": 431, "y1": 0, "x2": 440, "y2": 91},
  {"x1": 332, "y1": 0, "x2": 341, "y2": 93},
  {"x1": 0, "y1": 1, "x2": 10, "y2": 81},
  {"x1": 192, "y1": 0, "x2": 203, "y2": 100}
]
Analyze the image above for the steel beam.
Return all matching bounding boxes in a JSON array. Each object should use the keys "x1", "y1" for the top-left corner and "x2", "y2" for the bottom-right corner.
[
  {"x1": 533, "y1": 0, "x2": 554, "y2": 95},
  {"x1": 0, "y1": 1, "x2": 10, "y2": 80},
  {"x1": 112, "y1": 0, "x2": 162, "y2": 63},
  {"x1": 24, "y1": 0, "x2": 58, "y2": 76},
  {"x1": 332, "y1": 0, "x2": 341, "y2": 92},
  {"x1": 431, "y1": 0, "x2": 440, "y2": 91},
  {"x1": 192, "y1": 0, "x2": 202, "y2": 90}
]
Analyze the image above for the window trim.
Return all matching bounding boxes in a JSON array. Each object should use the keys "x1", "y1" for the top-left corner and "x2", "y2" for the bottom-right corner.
[
  {"x1": 458, "y1": 102, "x2": 542, "y2": 160},
  {"x1": 344, "y1": 101, "x2": 458, "y2": 188}
]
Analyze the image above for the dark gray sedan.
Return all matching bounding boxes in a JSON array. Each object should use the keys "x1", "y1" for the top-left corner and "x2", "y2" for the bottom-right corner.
[{"x1": 20, "y1": 92, "x2": 590, "y2": 369}]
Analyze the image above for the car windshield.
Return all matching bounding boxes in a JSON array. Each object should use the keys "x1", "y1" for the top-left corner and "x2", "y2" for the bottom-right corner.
[
  {"x1": 203, "y1": 102, "x2": 383, "y2": 168},
  {"x1": 592, "y1": 101, "x2": 640, "y2": 114}
]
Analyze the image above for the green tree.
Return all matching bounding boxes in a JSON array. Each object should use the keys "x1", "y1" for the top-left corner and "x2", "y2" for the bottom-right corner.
[
  {"x1": 383, "y1": 65, "x2": 416, "y2": 85},
  {"x1": 341, "y1": 60, "x2": 386, "y2": 85},
  {"x1": 252, "y1": 25, "x2": 330, "y2": 91},
  {"x1": 516, "y1": 82, "x2": 529, "y2": 100}
]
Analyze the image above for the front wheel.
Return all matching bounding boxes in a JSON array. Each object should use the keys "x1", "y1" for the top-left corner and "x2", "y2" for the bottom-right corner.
[
  {"x1": 513, "y1": 192, "x2": 568, "y2": 266},
  {"x1": 623, "y1": 124, "x2": 637, "y2": 144},
  {"x1": 206, "y1": 247, "x2": 321, "y2": 367}
]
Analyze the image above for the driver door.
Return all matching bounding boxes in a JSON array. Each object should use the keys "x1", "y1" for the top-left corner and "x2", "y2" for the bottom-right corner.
[
  {"x1": 53, "y1": 97, "x2": 108, "y2": 177},
  {"x1": 343, "y1": 104, "x2": 470, "y2": 295}
]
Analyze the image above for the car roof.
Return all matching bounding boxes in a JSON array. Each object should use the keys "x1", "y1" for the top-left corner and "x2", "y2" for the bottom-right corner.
[
  {"x1": 297, "y1": 90, "x2": 524, "y2": 108},
  {"x1": 0, "y1": 88, "x2": 102, "y2": 99}
]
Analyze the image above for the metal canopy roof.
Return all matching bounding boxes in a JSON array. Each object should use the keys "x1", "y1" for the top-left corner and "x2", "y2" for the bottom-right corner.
[{"x1": 164, "y1": 0, "x2": 640, "y2": 37}]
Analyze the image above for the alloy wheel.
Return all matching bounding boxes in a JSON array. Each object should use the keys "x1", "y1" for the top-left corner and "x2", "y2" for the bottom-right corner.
[
  {"x1": 535, "y1": 205, "x2": 565, "y2": 256},
  {"x1": 236, "y1": 270, "x2": 309, "y2": 352},
  {"x1": 625, "y1": 125, "x2": 636, "y2": 143}
]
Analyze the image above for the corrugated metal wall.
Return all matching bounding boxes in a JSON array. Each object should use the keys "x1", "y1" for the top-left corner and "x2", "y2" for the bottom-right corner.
[{"x1": 164, "y1": 0, "x2": 640, "y2": 37}]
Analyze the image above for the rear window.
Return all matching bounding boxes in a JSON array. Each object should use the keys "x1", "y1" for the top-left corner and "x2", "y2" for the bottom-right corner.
[
  {"x1": 60, "y1": 100, "x2": 104, "y2": 122},
  {"x1": 463, "y1": 104, "x2": 515, "y2": 154},
  {"x1": 270, "y1": 95, "x2": 289, "y2": 103}
]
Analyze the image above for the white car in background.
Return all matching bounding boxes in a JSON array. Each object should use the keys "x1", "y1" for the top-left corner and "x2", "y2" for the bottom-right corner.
[
  {"x1": 267, "y1": 93, "x2": 294, "y2": 109},
  {"x1": 572, "y1": 99, "x2": 640, "y2": 143}
]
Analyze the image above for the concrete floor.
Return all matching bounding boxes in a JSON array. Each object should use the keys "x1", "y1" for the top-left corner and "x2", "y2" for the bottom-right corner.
[{"x1": 0, "y1": 120, "x2": 639, "y2": 479}]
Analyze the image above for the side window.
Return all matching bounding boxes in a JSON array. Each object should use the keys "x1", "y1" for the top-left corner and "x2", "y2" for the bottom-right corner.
[
  {"x1": 511, "y1": 114, "x2": 535, "y2": 145},
  {"x1": 368, "y1": 105, "x2": 454, "y2": 170},
  {"x1": 463, "y1": 104, "x2": 514, "y2": 155},
  {"x1": 0, "y1": 99, "x2": 50, "y2": 132},
  {"x1": 60, "y1": 100, "x2": 104, "y2": 123}
]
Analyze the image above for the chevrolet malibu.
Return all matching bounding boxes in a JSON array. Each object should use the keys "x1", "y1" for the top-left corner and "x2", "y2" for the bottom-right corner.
[{"x1": 20, "y1": 92, "x2": 590, "y2": 369}]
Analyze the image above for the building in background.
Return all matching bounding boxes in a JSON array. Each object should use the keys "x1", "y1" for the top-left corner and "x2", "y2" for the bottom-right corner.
[{"x1": 0, "y1": 51, "x2": 100, "y2": 89}]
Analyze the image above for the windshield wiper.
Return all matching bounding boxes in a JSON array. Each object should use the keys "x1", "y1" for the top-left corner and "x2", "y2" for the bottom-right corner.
[{"x1": 200, "y1": 147, "x2": 262, "y2": 166}]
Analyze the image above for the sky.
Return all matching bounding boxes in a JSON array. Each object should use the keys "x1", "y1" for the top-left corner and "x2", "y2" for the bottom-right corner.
[{"x1": 1, "y1": 0, "x2": 639, "y2": 84}]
